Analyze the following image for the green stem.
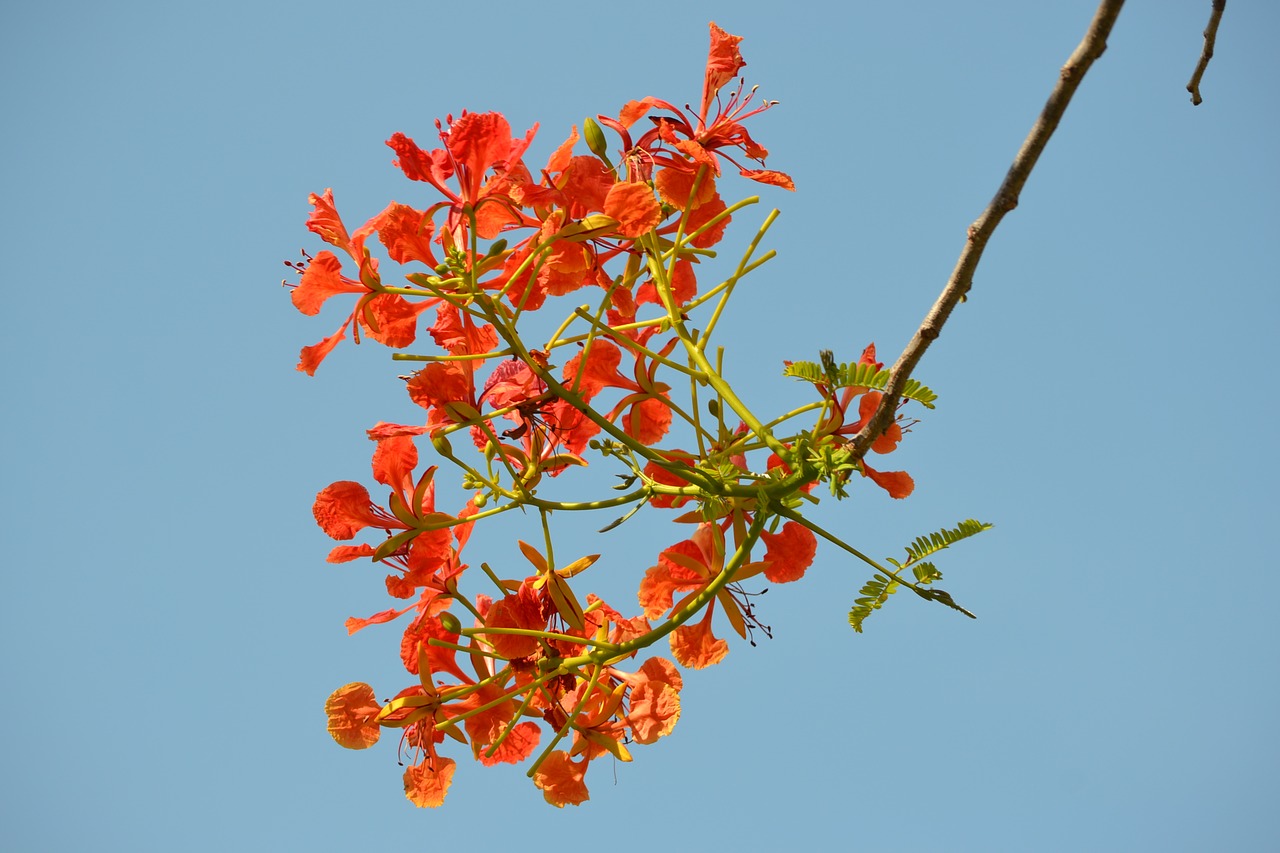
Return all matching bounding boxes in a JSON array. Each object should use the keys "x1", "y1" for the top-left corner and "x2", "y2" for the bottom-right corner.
[
  {"x1": 640, "y1": 231, "x2": 791, "y2": 463},
  {"x1": 460, "y1": 625, "x2": 620, "y2": 653},
  {"x1": 774, "y1": 505, "x2": 932, "y2": 595},
  {"x1": 699, "y1": 210, "x2": 779, "y2": 347},
  {"x1": 526, "y1": 662, "x2": 605, "y2": 777}
]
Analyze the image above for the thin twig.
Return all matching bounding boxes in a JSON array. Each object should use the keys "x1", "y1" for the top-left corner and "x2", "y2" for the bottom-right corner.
[
  {"x1": 1187, "y1": 0, "x2": 1226, "y2": 106},
  {"x1": 851, "y1": 0, "x2": 1125, "y2": 460}
]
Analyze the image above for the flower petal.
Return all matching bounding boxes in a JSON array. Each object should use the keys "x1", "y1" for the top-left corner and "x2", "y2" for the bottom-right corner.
[
  {"x1": 533, "y1": 751, "x2": 590, "y2": 807},
  {"x1": 324, "y1": 682, "x2": 381, "y2": 750},
  {"x1": 759, "y1": 520, "x2": 818, "y2": 583},
  {"x1": 403, "y1": 757, "x2": 456, "y2": 808}
]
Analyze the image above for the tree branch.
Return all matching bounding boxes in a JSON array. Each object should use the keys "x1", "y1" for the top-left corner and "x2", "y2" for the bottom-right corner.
[
  {"x1": 851, "y1": 0, "x2": 1125, "y2": 460},
  {"x1": 1187, "y1": 0, "x2": 1226, "y2": 106}
]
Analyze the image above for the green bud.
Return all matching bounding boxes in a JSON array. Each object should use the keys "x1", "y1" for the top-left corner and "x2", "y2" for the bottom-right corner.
[
  {"x1": 438, "y1": 611, "x2": 462, "y2": 635},
  {"x1": 584, "y1": 117, "x2": 610, "y2": 160}
]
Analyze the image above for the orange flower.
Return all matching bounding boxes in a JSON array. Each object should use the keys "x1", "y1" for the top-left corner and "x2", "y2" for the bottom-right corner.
[
  {"x1": 638, "y1": 524, "x2": 746, "y2": 667},
  {"x1": 481, "y1": 579, "x2": 550, "y2": 660},
  {"x1": 457, "y1": 682, "x2": 542, "y2": 766}
]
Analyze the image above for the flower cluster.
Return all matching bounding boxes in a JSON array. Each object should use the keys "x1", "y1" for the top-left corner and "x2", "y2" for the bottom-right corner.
[{"x1": 289, "y1": 23, "x2": 928, "y2": 808}]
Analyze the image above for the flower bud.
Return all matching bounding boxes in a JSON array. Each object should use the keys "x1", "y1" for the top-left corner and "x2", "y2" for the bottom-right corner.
[{"x1": 584, "y1": 117, "x2": 611, "y2": 163}]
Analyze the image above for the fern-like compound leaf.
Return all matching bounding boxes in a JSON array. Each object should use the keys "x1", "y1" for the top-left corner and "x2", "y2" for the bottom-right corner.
[
  {"x1": 781, "y1": 360, "x2": 938, "y2": 408},
  {"x1": 904, "y1": 519, "x2": 992, "y2": 564},
  {"x1": 847, "y1": 573, "x2": 899, "y2": 633}
]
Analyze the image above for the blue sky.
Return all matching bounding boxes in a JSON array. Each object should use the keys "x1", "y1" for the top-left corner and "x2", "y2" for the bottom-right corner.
[{"x1": 3, "y1": 1, "x2": 1277, "y2": 850}]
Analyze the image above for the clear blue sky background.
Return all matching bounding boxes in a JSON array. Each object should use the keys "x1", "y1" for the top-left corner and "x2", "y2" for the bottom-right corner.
[{"x1": 3, "y1": 1, "x2": 1277, "y2": 850}]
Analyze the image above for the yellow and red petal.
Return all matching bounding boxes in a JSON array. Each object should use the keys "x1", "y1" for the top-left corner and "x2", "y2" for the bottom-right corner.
[{"x1": 448, "y1": 112, "x2": 516, "y2": 198}]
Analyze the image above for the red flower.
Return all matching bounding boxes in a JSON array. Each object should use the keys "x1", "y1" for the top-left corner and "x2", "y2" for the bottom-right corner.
[
  {"x1": 558, "y1": 338, "x2": 675, "y2": 446},
  {"x1": 594, "y1": 24, "x2": 793, "y2": 191},
  {"x1": 387, "y1": 111, "x2": 538, "y2": 244},
  {"x1": 288, "y1": 189, "x2": 433, "y2": 374},
  {"x1": 405, "y1": 362, "x2": 480, "y2": 432},
  {"x1": 637, "y1": 523, "x2": 758, "y2": 668},
  {"x1": 812, "y1": 343, "x2": 916, "y2": 499}
]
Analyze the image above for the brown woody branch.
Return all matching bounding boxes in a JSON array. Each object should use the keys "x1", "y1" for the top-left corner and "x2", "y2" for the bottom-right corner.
[
  {"x1": 1187, "y1": 0, "x2": 1226, "y2": 106},
  {"x1": 850, "y1": 0, "x2": 1125, "y2": 461}
]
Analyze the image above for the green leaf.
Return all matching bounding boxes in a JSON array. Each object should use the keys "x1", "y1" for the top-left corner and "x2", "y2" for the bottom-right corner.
[
  {"x1": 911, "y1": 561, "x2": 942, "y2": 584},
  {"x1": 903, "y1": 519, "x2": 992, "y2": 565},
  {"x1": 781, "y1": 360, "x2": 938, "y2": 408},
  {"x1": 849, "y1": 519, "x2": 989, "y2": 633},
  {"x1": 847, "y1": 574, "x2": 899, "y2": 633}
]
